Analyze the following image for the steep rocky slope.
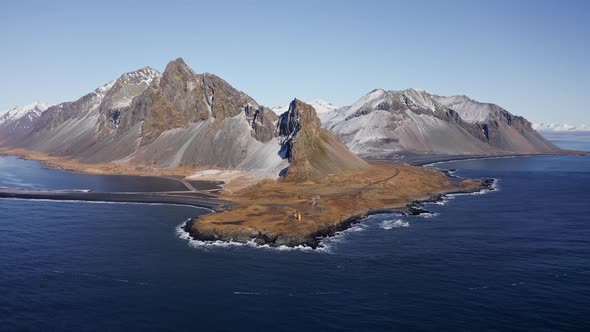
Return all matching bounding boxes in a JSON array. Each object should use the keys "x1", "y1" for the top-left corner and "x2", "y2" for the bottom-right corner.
[
  {"x1": 433, "y1": 95, "x2": 558, "y2": 153},
  {"x1": 276, "y1": 99, "x2": 369, "y2": 180}
]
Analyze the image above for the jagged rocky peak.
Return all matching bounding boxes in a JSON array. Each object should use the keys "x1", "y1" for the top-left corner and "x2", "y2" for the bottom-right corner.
[
  {"x1": 277, "y1": 98, "x2": 321, "y2": 140},
  {"x1": 278, "y1": 99, "x2": 370, "y2": 181},
  {"x1": 160, "y1": 58, "x2": 198, "y2": 88},
  {"x1": 119, "y1": 57, "x2": 258, "y2": 146}
]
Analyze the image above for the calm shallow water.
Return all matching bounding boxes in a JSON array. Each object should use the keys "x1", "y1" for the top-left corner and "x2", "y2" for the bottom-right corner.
[
  {"x1": 0, "y1": 156, "x2": 188, "y2": 192},
  {"x1": 1, "y1": 138, "x2": 589, "y2": 331}
]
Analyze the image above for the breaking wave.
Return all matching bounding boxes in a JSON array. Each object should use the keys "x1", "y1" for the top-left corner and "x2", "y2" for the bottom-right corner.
[
  {"x1": 380, "y1": 219, "x2": 410, "y2": 229},
  {"x1": 419, "y1": 212, "x2": 438, "y2": 218},
  {"x1": 175, "y1": 221, "x2": 327, "y2": 253}
]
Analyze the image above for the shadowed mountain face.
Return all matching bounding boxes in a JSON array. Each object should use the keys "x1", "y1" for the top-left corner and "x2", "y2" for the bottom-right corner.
[
  {"x1": 277, "y1": 99, "x2": 370, "y2": 181},
  {"x1": 322, "y1": 89, "x2": 560, "y2": 158}
]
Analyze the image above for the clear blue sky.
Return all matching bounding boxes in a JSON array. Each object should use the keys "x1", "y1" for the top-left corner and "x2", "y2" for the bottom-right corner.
[{"x1": 1, "y1": 0, "x2": 588, "y2": 123}]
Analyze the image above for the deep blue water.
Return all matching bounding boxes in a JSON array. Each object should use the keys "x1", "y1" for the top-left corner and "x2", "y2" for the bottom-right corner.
[{"x1": 1, "y1": 137, "x2": 589, "y2": 331}]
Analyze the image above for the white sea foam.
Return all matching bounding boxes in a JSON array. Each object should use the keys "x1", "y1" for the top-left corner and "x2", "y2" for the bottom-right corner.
[
  {"x1": 175, "y1": 221, "x2": 326, "y2": 253},
  {"x1": 419, "y1": 212, "x2": 438, "y2": 219},
  {"x1": 380, "y1": 219, "x2": 410, "y2": 230},
  {"x1": 347, "y1": 224, "x2": 367, "y2": 232},
  {"x1": 443, "y1": 179, "x2": 500, "y2": 200},
  {"x1": 233, "y1": 291, "x2": 262, "y2": 295}
]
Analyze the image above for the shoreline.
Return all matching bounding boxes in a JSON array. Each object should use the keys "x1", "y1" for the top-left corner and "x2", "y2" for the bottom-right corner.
[
  {"x1": 396, "y1": 150, "x2": 587, "y2": 167},
  {"x1": 0, "y1": 188, "x2": 232, "y2": 211}
]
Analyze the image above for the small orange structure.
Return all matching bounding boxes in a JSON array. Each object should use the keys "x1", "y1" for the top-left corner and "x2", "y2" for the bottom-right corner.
[{"x1": 297, "y1": 213, "x2": 302, "y2": 221}]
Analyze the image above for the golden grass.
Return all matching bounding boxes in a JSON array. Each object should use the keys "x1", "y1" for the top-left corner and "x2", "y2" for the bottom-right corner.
[{"x1": 191, "y1": 162, "x2": 483, "y2": 238}]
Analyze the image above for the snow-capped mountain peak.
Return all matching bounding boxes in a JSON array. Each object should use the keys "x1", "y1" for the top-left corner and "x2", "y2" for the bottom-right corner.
[
  {"x1": 0, "y1": 101, "x2": 52, "y2": 125},
  {"x1": 308, "y1": 99, "x2": 339, "y2": 113},
  {"x1": 271, "y1": 99, "x2": 339, "y2": 115}
]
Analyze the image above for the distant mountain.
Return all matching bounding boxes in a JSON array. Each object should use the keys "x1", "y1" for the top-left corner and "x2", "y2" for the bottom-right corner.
[
  {"x1": 533, "y1": 123, "x2": 590, "y2": 132},
  {"x1": 0, "y1": 102, "x2": 51, "y2": 132},
  {"x1": 432, "y1": 94, "x2": 558, "y2": 153},
  {"x1": 322, "y1": 89, "x2": 559, "y2": 158},
  {"x1": 272, "y1": 99, "x2": 338, "y2": 116}
]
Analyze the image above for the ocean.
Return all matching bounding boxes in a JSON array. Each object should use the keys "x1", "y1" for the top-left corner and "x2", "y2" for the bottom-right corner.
[{"x1": 1, "y1": 135, "x2": 589, "y2": 331}]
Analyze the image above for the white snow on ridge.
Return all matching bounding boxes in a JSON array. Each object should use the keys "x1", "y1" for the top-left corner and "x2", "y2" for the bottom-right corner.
[
  {"x1": 533, "y1": 123, "x2": 590, "y2": 132},
  {"x1": 0, "y1": 101, "x2": 52, "y2": 125},
  {"x1": 435, "y1": 95, "x2": 491, "y2": 123},
  {"x1": 307, "y1": 99, "x2": 339, "y2": 114},
  {"x1": 271, "y1": 99, "x2": 340, "y2": 115}
]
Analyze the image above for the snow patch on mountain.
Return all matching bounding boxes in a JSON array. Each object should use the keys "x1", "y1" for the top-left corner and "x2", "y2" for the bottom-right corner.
[
  {"x1": 108, "y1": 67, "x2": 160, "y2": 109},
  {"x1": 434, "y1": 95, "x2": 491, "y2": 123}
]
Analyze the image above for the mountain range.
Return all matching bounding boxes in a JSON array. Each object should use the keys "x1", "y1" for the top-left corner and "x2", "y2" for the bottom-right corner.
[{"x1": 0, "y1": 58, "x2": 564, "y2": 180}]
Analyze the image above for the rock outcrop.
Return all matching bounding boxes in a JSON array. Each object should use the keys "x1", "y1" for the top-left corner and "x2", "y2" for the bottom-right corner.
[{"x1": 277, "y1": 99, "x2": 370, "y2": 180}]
